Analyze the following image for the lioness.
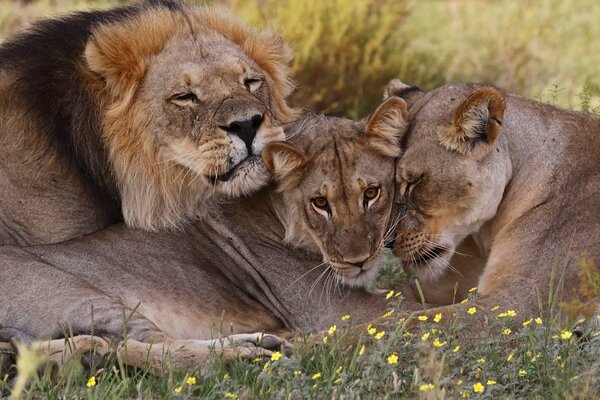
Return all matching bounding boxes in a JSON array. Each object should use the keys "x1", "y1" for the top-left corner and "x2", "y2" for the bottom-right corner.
[
  {"x1": 384, "y1": 79, "x2": 600, "y2": 323},
  {"x1": 0, "y1": 0, "x2": 294, "y2": 245},
  {"x1": 0, "y1": 101, "x2": 409, "y2": 372}
]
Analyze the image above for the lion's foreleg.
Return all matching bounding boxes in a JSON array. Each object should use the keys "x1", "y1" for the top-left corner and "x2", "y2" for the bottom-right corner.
[{"x1": 115, "y1": 332, "x2": 290, "y2": 374}]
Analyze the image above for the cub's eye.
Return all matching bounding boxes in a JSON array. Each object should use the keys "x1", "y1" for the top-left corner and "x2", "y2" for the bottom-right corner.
[
  {"x1": 403, "y1": 176, "x2": 422, "y2": 197},
  {"x1": 311, "y1": 196, "x2": 331, "y2": 217},
  {"x1": 244, "y1": 77, "x2": 263, "y2": 92},
  {"x1": 363, "y1": 186, "x2": 381, "y2": 208},
  {"x1": 171, "y1": 91, "x2": 198, "y2": 105},
  {"x1": 312, "y1": 196, "x2": 328, "y2": 209}
]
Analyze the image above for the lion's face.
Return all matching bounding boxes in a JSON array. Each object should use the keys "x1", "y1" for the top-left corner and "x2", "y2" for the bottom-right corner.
[
  {"x1": 390, "y1": 85, "x2": 511, "y2": 281},
  {"x1": 84, "y1": 5, "x2": 296, "y2": 229},
  {"x1": 263, "y1": 98, "x2": 408, "y2": 287},
  {"x1": 141, "y1": 34, "x2": 285, "y2": 195}
]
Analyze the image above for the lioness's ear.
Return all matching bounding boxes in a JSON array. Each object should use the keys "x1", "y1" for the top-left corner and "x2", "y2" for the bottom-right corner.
[
  {"x1": 383, "y1": 79, "x2": 425, "y2": 108},
  {"x1": 365, "y1": 97, "x2": 408, "y2": 158},
  {"x1": 85, "y1": 11, "x2": 175, "y2": 97},
  {"x1": 441, "y1": 87, "x2": 505, "y2": 160},
  {"x1": 262, "y1": 141, "x2": 308, "y2": 191}
]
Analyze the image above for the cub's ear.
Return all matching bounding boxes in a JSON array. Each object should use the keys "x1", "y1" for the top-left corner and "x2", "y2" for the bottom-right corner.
[
  {"x1": 262, "y1": 141, "x2": 308, "y2": 191},
  {"x1": 365, "y1": 97, "x2": 409, "y2": 158},
  {"x1": 440, "y1": 87, "x2": 505, "y2": 160},
  {"x1": 85, "y1": 12, "x2": 174, "y2": 98}
]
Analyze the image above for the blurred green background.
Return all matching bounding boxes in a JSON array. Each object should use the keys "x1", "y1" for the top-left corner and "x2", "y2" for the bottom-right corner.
[{"x1": 2, "y1": 0, "x2": 599, "y2": 117}]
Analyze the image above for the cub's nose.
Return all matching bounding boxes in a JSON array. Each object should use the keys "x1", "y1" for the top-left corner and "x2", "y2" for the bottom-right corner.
[{"x1": 223, "y1": 114, "x2": 263, "y2": 154}]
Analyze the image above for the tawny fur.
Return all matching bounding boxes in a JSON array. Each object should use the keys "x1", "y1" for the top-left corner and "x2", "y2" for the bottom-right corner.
[{"x1": 0, "y1": 1, "x2": 296, "y2": 244}]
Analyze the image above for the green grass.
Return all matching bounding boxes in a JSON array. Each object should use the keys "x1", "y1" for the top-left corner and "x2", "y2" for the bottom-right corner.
[{"x1": 2, "y1": 293, "x2": 598, "y2": 399}]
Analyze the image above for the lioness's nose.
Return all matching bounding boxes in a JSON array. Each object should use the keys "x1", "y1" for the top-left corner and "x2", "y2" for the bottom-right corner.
[{"x1": 225, "y1": 114, "x2": 263, "y2": 154}]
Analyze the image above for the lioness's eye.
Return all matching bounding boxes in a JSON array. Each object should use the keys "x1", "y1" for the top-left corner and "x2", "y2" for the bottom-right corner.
[
  {"x1": 404, "y1": 176, "x2": 422, "y2": 197},
  {"x1": 363, "y1": 186, "x2": 381, "y2": 208},
  {"x1": 244, "y1": 78, "x2": 262, "y2": 92}
]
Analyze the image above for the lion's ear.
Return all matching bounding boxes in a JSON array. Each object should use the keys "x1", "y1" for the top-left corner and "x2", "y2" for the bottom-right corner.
[
  {"x1": 365, "y1": 97, "x2": 408, "y2": 158},
  {"x1": 85, "y1": 12, "x2": 174, "y2": 97},
  {"x1": 441, "y1": 87, "x2": 505, "y2": 160},
  {"x1": 262, "y1": 141, "x2": 308, "y2": 191}
]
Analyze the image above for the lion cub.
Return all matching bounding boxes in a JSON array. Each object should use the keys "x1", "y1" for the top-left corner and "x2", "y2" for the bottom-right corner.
[{"x1": 263, "y1": 97, "x2": 408, "y2": 287}]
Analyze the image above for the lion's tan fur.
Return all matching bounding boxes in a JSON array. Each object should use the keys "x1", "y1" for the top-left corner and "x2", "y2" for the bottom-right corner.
[{"x1": 0, "y1": 2, "x2": 297, "y2": 244}]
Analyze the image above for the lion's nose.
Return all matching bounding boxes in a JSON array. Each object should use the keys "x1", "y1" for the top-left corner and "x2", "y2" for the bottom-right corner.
[{"x1": 224, "y1": 114, "x2": 263, "y2": 154}]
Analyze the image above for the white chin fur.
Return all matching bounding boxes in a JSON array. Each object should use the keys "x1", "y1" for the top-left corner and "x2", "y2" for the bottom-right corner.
[
  {"x1": 215, "y1": 157, "x2": 271, "y2": 198},
  {"x1": 334, "y1": 257, "x2": 382, "y2": 288}
]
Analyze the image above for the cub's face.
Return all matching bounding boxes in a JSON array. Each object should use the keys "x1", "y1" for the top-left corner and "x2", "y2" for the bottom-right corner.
[
  {"x1": 263, "y1": 98, "x2": 408, "y2": 287},
  {"x1": 141, "y1": 35, "x2": 287, "y2": 196},
  {"x1": 390, "y1": 84, "x2": 511, "y2": 281}
]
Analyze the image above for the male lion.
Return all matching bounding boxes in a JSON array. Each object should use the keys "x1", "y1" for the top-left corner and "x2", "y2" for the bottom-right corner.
[
  {"x1": 383, "y1": 79, "x2": 600, "y2": 325},
  {"x1": 0, "y1": 0, "x2": 294, "y2": 245},
  {"x1": 0, "y1": 101, "x2": 409, "y2": 373}
]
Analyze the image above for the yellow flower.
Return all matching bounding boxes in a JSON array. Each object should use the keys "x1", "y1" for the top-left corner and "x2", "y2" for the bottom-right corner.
[
  {"x1": 487, "y1": 379, "x2": 497, "y2": 385},
  {"x1": 433, "y1": 338, "x2": 447, "y2": 347},
  {"x1": 433, "y1": 313, "x2": 442, "y2": 323},
  {"x1": 460, "y1": 390, "x2": 469, "y2": 398},
  {"x1": 497, "y1": 312, "x2": 508, "y2": 318},
  {"x1": 419, "y1": 383, "x2": 434, "y2": 391},
  {"x1": 174, "y1": 386, "x2": 182, "y2": 393},
  {"x1": 421, "y1": 332, "x2": 430, "y2": 341},
  {"x1": 322, "y1": 336, "x2": 328, "y2": 343},
  {"x1": 223, "y1": 373, "x2": 229, "y2": 380},
  {"x1": 473, "y1": 382, "x2": 485, "y2": 393},
  {"x1": 522, "y1": 319, "x2": 533, "y2": 326},
  {"x1": 341, "y1": 315, "x2": 350, "y2": 321},
  {"x1": 263, "y1": 362, "x2": 270, "y2": 370},
  {"x1": 490, "y1": 306, "x2": 500, "y2": 311},
  {"x1": 359, "y1": 344, "x2": 366, "y2": 355},
  {"x1": 507, "y1": 352, "x2": 514, "y2": 362},
  {"x1": 457, "y1": 379, "x2": 463, "y2": 385},
  {"x1": 336, "y1": 366, "x2": 343, "y2": 374},
  {"x1": 375, "y1": 331, "x2": 386, "y2": 340},
  {"x1": 518, "y1": 370, "x2": 527, "y2": 377},
  {"x1": 386, "y1": 290, "x2": 395, "y2": 299},
  {"x1": 460, "y1": 298, "x2": 469, "y2": 304},
  {"x1": 468, "y1": 287, "x2": 478, "y2": 293},
  {"x1": 395, "y1": 291, "x2": 402, "y2": 297},
  {"x1": 186, "y1": 376, "x2": 197, "y2": 385},
  {"x1": 503, "y1": 328, "x2": 512, "y2": 335},
  {"x1": 467, "y1": 307, "x2": 477, "y2": 315},
  {"x1": 507, "y1": 310, "x2": 517, "y2": 317},
  {"x1": 477, "y1": 358, "x2": 486, "y2": 364},
  {"x1": 328, "y1": 325, "x2": 337, "y2": 335},
  {"x1": 403, "y1": 332, "x2": 413, "y2": 337},
  {"x1": 560, "y1": 330, "x2": 573, "y2": 340},
  {"x1": 294, "y1": 370, "x2": 302, "y2": 376},
  {"x1": 387, "y1": 353, "x2": 398, "y2": 364},
  {"x1": 270, "y1": 351, "x2": 282, "y2": 361},
  {"x1": 418, "y1": 315, "x2": 428, "y2": 321},
  {"x1": 312, "y1": 383, "x2": 318, "y2": 390},
  {"x1": 224, "y1": 393, "x2": 238, "y2": 400},
  {"x1": 453, "y1": 345, "x2": 460, "y2": 353},
  {"x1": 252, "y1": 357, "x2": 262, "y2": 363},
  {"x1": 383, "y1": 310, "x2": 395, "y2": 318},
  {"x1": 368, "y1": 327, "x2": 377, "y2": 335},
  {"x1": 334, "y1": 377, "x2": 341, "y2": 384},
  {"x1": 312, "y1": 373, "x2": 321, "y2": 380},
  {"x1": 86, "y1": 376, "x2": 96, "y2": 388}
]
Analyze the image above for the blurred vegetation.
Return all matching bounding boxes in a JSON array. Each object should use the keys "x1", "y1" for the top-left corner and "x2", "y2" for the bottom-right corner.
[{"x1": 2, "y1": 0, "x2": 599, "y2": 116}]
